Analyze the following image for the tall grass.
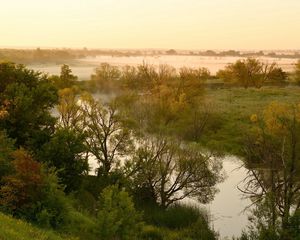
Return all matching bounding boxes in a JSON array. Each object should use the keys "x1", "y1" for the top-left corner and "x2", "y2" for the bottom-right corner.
[
  {"x1": 0, "y1": 212, "x2": 76, "y2": 240},
  {"x1": 143, "y1": 204, "x2": 207, "y2": 229}
]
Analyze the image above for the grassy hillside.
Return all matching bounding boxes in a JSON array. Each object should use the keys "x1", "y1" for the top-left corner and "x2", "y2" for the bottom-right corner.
[{"x1": 0, "y1": 213, "x2": 75, "y2": 240}]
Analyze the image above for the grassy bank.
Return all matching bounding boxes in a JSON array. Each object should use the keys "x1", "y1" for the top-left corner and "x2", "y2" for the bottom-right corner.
[
  {"x1": 201, "y1": 87, "x2": 300, "y2": 155},
  {"x1": 0, "y1": 213, "x2": 75, "y2": 240}
]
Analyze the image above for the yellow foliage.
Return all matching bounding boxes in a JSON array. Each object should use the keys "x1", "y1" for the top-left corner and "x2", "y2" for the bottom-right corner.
[
  {"x1": 263, "y1": 101, "x2": 299, "y2": 135},
  {"x1": 0, "y1": 99, "x2": 10, "y2": 119},
  {"x1": 0, "y1": 109, "x2": 8, "y2": 119},
  {"x1": 250, "y1": 114, "x2": 258, "y2": 123}
]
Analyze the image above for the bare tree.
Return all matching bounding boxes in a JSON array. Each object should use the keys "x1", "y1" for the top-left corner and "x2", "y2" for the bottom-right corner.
[
  {"x1": 80, "y1": 94, "x2": 133, "y2": 176},
  {"x1": 128, "y1": 137, "x2": 223, "y2": 208}
]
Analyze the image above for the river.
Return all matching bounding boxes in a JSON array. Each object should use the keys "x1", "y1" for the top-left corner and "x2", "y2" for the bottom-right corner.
[
  {"x1": 208, "y1": 157, "x2": 250, "y2": 239},
  {"x1": 41, "y1": 56, "x2": 264, "y2": 239},
  {"x1": 88, "y1": 152, "x2": 250, "y2": 239},
  {"x1": 180, "y1": 156, "x2": 250, "y2": 239}
]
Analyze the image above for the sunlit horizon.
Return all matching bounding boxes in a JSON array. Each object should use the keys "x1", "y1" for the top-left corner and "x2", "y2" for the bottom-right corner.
[{"x1": 1, "y1": 0, "x2": 299, "y2": 50}]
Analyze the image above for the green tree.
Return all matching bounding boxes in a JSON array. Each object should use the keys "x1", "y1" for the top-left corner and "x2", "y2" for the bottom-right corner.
[
  {"x1": 0, "y1": 131, "x2": 14, "y2": 179},
  {"x1": 59, "y1": 64, "x2": 77, "y2": 88},
  {"x1": 97, "y1": 185, "x2": 142, "y2": 240},
  {"x1": 0, "y1": 62, "x2": 58, "y2": 150},
  {"x1": 50, "y1": 65, "x2": 77, "y2": 89},
  {"x1": 39, "y1": 128, "x2": 88, "y2": 193},
  {"x1": 217, "y1": 58, "x2": 286, "y2": 88}
]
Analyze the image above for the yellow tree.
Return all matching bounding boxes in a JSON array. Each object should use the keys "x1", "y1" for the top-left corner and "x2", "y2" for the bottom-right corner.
[
  {"x1": 241, "y1": 101, "x2": 300, "y2": 236},
  {"x1": 57, "y1": 88, "x2": 83, "y2": 130}
]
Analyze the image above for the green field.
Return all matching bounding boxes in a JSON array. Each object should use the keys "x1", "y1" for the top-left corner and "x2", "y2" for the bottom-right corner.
[{"x1": 201, "y1": 87, "x2": 300, "y2": 155}]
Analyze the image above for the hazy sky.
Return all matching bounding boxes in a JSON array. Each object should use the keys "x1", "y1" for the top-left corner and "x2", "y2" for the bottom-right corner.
[{"x1": 1, "y1": 0, "x2": 299, "y2": 50}]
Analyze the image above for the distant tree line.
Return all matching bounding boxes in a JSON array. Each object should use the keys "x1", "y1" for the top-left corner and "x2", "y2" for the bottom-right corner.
[{"x1": 1, "y1": 48, "x2": 299, "y2": 66}]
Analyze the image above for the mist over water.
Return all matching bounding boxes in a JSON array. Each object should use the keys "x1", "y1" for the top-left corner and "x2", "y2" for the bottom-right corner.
[{"x1": 29, "y1": 55, "x2": 297, "y2": 80}]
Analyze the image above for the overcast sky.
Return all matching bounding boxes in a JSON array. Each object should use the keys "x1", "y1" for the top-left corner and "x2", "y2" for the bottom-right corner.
[{"x1": 1, "y1": 0, "x2": 299, "y2": 50}]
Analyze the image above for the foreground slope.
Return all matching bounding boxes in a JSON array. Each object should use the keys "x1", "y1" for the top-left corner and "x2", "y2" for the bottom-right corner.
[{"x1": 0, "y1": 213, "x2": 74, "y2": 240}]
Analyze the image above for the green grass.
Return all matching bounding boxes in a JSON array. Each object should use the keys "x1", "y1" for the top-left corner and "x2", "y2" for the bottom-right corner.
[
  {"x1": 200, "y1": 87, "x2": 300, "y2": 155},
  {"x1": 0, "y1": 213, "x2": 76, "y2": 240},
  {"x1": 143, "y1": 204, "x2": 204, "y2": 229}
]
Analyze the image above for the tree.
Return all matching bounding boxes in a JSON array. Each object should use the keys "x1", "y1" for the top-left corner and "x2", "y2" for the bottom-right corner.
[
  {"x1": 57, "y1": 87, "x2": 83, "y2": 130},
  {"x1": 183, "y1": 101, "x2": 216, "y2": 141},
  {"x1": 0, "y1": 131, "x2": 14, "y2": 179},
  {"x1": 122, "y1": 65, "x2": 208, "y2": 134},
  {"x1": 0, "y1": 62, "x2": 58, "y2": 150},
  {"x1": 240, "y1": 102, "x2": 300, "y2": 238},
  {"x1": 39, "y1": 128, "x2": 88, "y2": 193},
  {"x1": 0, "y1": 149, "x2": 43, "y2": 215},
  {"x1": 49, "y1": 65, "x2": 77, "y2": 89},
  {"x1": 128, "y1": 137, "x2": 223, "y2": 208},
  {"x1": 217, "y1": 58, "x2": 286, "y2": 88},
  {"x1": 0, "y1": 148, "x2": 71, "y2": 228},
  {"x1": 60, "y1": 64, "x2": 77, "y2": 88},
  {"x1": 97, "y1": 185, "x2": 142, "y2": 240},
  {"x1": 80, "y1": 93, "x2": 133, "y2": 176},
  {"x1": 178, "y1": 67, "x2": 209, "y2": 103},
  {"x1": 91, "y1": 63, "x2": 121, "y2": 92}
]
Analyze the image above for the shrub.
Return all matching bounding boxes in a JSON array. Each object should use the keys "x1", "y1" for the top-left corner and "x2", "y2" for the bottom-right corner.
[
  {"x1": 144, "y1": 204, "x2": 203, "y2": 229},
  {"x1": 97, "y1": 185, "x2": 143, "y2": 240},
  {"x1": 180, "y1": 217, "x2": 217, "y2": 240},
  {"x1": 141, "y1": 225, "x2": 164, "y2": 240},
  {"x1": 0, "y1": 149, "x2": 73, "y2": 230}
]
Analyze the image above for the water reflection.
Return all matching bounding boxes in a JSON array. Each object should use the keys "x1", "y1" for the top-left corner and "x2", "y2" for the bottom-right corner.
[
  {"x1": 209, "y1": 157, "x2": 250, "y2": 239},
  {"x1": 184, "y1": 156, "x2": 250, "y2": 239}
]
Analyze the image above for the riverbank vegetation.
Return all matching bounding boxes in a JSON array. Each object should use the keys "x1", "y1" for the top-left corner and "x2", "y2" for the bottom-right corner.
[{"x1": 0, "y1": 58, "x2": 300, "y2": 239}]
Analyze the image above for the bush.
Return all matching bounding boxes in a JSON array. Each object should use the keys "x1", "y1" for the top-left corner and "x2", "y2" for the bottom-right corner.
[
  {"x1": 179, "y1": 217, "x2": 217, "y2": 240},
  {"x1": 144, "y1": 204, "x2": 203, "y2": 229},
  {"x1": 63, "y1": 210, "x2": 98, "y2": 240},
  {"x1": 0, "y1": 131, "x2": 14, "y2": 179},
  {"x1": 34, "y1": 167, "x2": 72, "y2": 229},
  {"x1": 0, "y1": 149, "x2": 73, "y2": 230},
  {"x1": 141, "y1": 225, "x2": 164, "y2": 240},
  {"x1": 97, "y1": 185, "x2": 143, "y2": 240}
]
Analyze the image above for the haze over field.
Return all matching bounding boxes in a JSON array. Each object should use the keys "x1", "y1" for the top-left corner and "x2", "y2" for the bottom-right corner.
[{"x1": 0, "y1": 0, "x2": 300, "y2": 50}]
